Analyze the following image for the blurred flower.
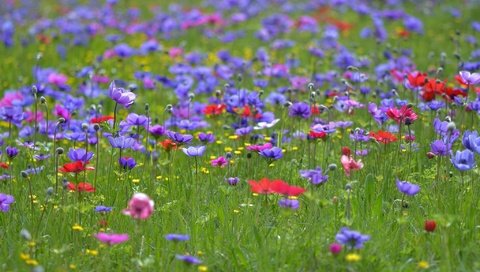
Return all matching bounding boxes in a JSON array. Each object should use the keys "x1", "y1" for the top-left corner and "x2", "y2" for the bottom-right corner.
[
  {"x1": 68, "y1": 148, "x2": 93, "y2": 162},
  {"x1": 123, "y1": 193, "x2": 154, "y2": 220},
  {"x1": 329, "y1": 243, "x2": 342, "y2": 255},
  {"x1": 119, "y1": 157, "x2": 136, "y2": 170},
  {"x1": 396, "y1": 179, "x2": 420, "y2": 196},
  {"x1": 95, "y1": 205, "x2": 113, "y2": 213},
  {"x1": 109, "y1": 81, "x2": 136, "y2": 108},
  {"x1": 165, "y1": 234, "x2": 190, "y2": 242},
  {"x1": 67, "y1": 182, "x2": 95, "y2": 193},
  {"x1": 451, "y1": 149, "x2": 476, "y2": 171},
  {"x1": 259, "y1": 147, "x2": 283, "y2": 160},
  {"x1": 59, "y1": 161, "x2": 94, "y2": 173},
  {"x1": 5, "y1": 146, "x2": 18, "y2": 159},
  {"x1": 211, "y1": 156, "x2": 228, "y2": 167},
  {"x1": 386, "y1": 105, "x2": 418, "y2": 125},
  {"x1": 278, "y1": 198, "x2": 299, "y2": 210},
  {"x1": 458, "y1": 71, "x2": 480, "y2": 85},
  {"x1": 95, "y1": 232, "x2": 129, "y2": 245},
  {"x1": 182, "y1": 146, "x2": 206, "y2": 157},
  {"x1": 175, "y1": 255, "x2": 202, "y2": 265},
  {"x1": 335, "y1": 227, "x2": 370, "y2": 249},
  {"x1": 167, "y1": 131, "x2": 193, "y2": 145},
  {"x1": 0, "y1": 193, "x2": 14, "y2": 212},
  {"x1": 289, "y1": 102, "x2": 311, "y2": 119},
  {"x1": 300, "y1": 167, "x2": 328, "y2": 185},
  {"x1": 340, "y1": 155, "x2": 363, "y2": 177},
  {"x1": 424, "y1": 220, "x2": 436, "y2": 232},
  {"x1": 225, "y1": 177, "x2": 239, "y2": 186},
  {"x1": 198, "y1": 132, "x2": 215, "y2": 143}
]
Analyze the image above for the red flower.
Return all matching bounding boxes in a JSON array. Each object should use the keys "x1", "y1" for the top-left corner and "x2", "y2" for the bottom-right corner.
[
  {"x1": 386, "y1": 105, "x2": 418, "y2": 125},
  {"x1": 248, "y1": 178, "x2": 275, "y2": 194},
  {"x1": 160, "y1": 139, "x2": 177, "y2": 151},
  {"x1": 0, "y1": 162, "x2": 9, "y2": 169},
  {"x1": 341, "y1": 146, "x2": 351, "y2": 156},
  {"x1": 406, "y1": 72, "x2": 428, "y2": 89},
  {"x1": 90, "y1": 115, "x2": 114, "y2": 124},
  {"x1": 59, "y1": 161, "x2": 94, "y2": 173},
  {"x1": 369, "y1": 130, "x2": 397, "y2": 144},
  {"x1": 309, "y1": 130, "x2": 327, "y2": 139},
  {"x1": 421, "y1": 79, "x2": 446, "y2": 102},
  {"x1": 67, "y1": 182, "x2": 96, "y2": 192},
  {"x1": 203, "y1": 104, "x2": 226, "y2": 116},
  {"x1": 424, "y1": 220, "x2": 436, "y2": 232},
  {"x1": 270, "y1": 180, "x2": 306, "y2": 196}
]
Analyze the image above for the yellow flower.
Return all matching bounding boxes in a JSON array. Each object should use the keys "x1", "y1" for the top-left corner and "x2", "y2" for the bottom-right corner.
[
  {"x1": 20, "y1": 253, "x2": 30, "y2": 260},
  {"x1": 28, "y1": 241, "x2": 36, "y2": 247},
  {"x1": 69, "y1": 264, "x2": 77, "y2": 270},
  {"x1": 345, "y1": 253, "x2": 361, "y2": 262},
  {"x1": 25, "y1": 259, "x2": 39, "y2": 266},
  {"x1": 72, "y1": 224, "x2": 84, "y2": 232},
  {"x1": 418, "y1": 261, "x2": 430, "y2": 269},
  {"x1": 234, "y1": 150, "x2": 241, "y2": 155},
  {"x1": 225, "y1": 147, "x2": 233, "y2": 152},
  {"x1": 86, "y1": 249, "x2": 99, "y2": 256},
  {"x1": 198, "y1": 265, "x2": 208, "y2": 272},
  {"x1": 228, "y1": 135, "x2": 238, "y2": 140},
  {"x1": 201, "y1": 167, "x2": 210, "y2": 174},
  {"x1": 132, "y1": 179, "x2": 140, "y2": 184},
  {"x1": 215, "y1": 140, "x2": 223, "y2": 145}
]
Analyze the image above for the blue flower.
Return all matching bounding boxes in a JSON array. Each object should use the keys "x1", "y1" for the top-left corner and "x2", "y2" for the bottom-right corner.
[
  {"x1": 451, "y1": 149, "x2": 476, "y2": 171},
  {"x1": 396, "y1": 179, "x2": 420, "y2": 196},
  {"x1": 335, "y1": 227, "x2": 370, "y2": 249}
]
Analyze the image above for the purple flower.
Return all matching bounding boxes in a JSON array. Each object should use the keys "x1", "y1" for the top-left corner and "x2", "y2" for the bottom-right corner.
[
  {"x1": 95, "y1": 232, "x2": 129, "y2": 245},
  {"x1": 182, "y1": 146, "x2": 206, "y2": 157},
  {"x1": 451, "y1": 149, "x2": 476, "y2": 171},
  {"x1": 430, "y1": 140, "x2": 450, "y2": 156},
  {"x1": 68, "y1": 148, "x2": 94, "y2": 162},
  {"x1": 350, "y1": 129, "x2": 370, "y2": 142},
  {"x1": 396, "y1": 179, "x2": 420, "y2": 196},
  {"x1": 335, "y1": 227, "x2": 370, "y2": 249},
  {"x1": 175, "y1": 255, "x2": 202, "y2": 265},
  {"x1": 109, "y1": 81, "x2": 136, "y2": 108},
  {"x1": 259, "y1": 147, "x2": 283, "y2": 160},
  {"x1": 198, "y1": 132, "x2": 215, "y2": 143},
  {"x1": 211, "y1": 156, "x2": 228, "y2": 167},
  {"x1": 126, "y1": 113, "x2": 148, "y2": 127},
  {"x1": 149, "y1": 125, "x2": 166, "y2": 137},
  {"x1": 165, "y1": 234, "x2": 190, "y2": 241},
  {"x1": 167, "y1": 131, "x2": 193, "y2": 144},
  {"x1": 300, "y1": 167, "x2": 328, "y2": 185},
  {"x1": 108, "y1": 136, "x2": 136, "y2": 149},
  {"x1": 278, "y1": 198, "x2": 299, "y2": 210},
  {"x1": 463, "y1": 131, "x2": 480, "y2": 153},
  {"x1": 0, "y1": 193, "x2": 14, "y2": 212},
  {"x1": 289, "y1": 102, "x2": 311, "y2": 119},
  {"x1": 95, "y1": 205, "x2": 113, "y2": 213},
  {"x1": 119, "y1": 157, "x2": 136, "y2": 170},
  {"x1": 5, "y1": 146, "x2": 18, "y2": 159},
  {"x1": 459, "y1": 71, "x2": 480, "y2": 85},
  {"x1": 235, "y1": 126, "x2": 253, "y2": 137},
  {"x1": 225, "y1": 177, "x2": 239, "y2": 186}
]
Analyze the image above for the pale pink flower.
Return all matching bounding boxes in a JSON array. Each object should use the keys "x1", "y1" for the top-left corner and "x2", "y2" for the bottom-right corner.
[
  {"x1": 340, "y1": 155, "x2": 364, "y2": 177},
  {"x1": 123, "y1": 193, "x2": 154, "y2": 220}
]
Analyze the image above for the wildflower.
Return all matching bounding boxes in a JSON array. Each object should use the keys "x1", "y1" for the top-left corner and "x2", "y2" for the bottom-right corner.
[
  {"x1": 160, "y1": 139, "x2": 177, "y2": 151},
  {"x1": 386, "y1": 105, "x2": 418, "y2": 125},
  {"x1": 211, "y1": 156, "x2": 228, "y2": 167},
  {"x1": 0, "y1": 193, "x2": 14, "y2": 212},
  {"x1": 149, "y1": 125, "x2": 166, "y2": 137},
  {"x1": 335, "y1": 227, "x2": 370, "y2": 249},
  {"x1": 95, "y1": 232, "x2": 129, "y2": 245},
  {"x1": 270, "y1": 180, "x2": 306, "y2": 196},
  {"x1": 67, "y1": 148, "x2": 94, "y2": 162},
  {"x1": 369, "y1": 130, "x2": 397, "y2": 144},
  {"x1": 59, "y1": 161, "x2": 94, "y2": 173},
  {"x1": 182, "y1": 146, "x2": 206, "y2": 157},
  {"x1": 278, "y1": 198, "x2": 299, "y2": 210},
  {"x1": 67, "y1": 182, "x2": 95, "y2": 193},
  {"x1": 225, "y1": 177, "x2": 239, "y2": 186},
  {"x1": 175, "y1": 255, "x2": 202, "y2": 265},
  {"x1": 108, "y1": 136, "x2": 136, "y2": 149},
  {"x1": 248, "y1": 178, "x2": 276, "y2": 194},
  {"x1": 418, "y1": 261, "x2": 430, "y2": 269},
  {"x1": 109, "y1": 81, "x2": 136, "y2": 108},
  {"x1": 462, "y1": 131, "x2": 480, "y2": 153},
  {"x1": 396, "y1": 179, "x2": 420, "y2": 196},
  {"x1": 424, "y1": 220, "x2": 436, "y2": 232},
  {"x1": 300, "y1": 167, "x2": 328, "y2": 185},
  {"x1": 340, "y1": 155, "x2": 364, "y2": 177},
  {"x1": 289, "y1": 102, "x2": 311, "y2": 119},
  {"x1": 118, "y1": 157, "x2": 136, "y2": 170},
  {"x1": 246, "y1": 143, "x2": 272, "y2": 152},
  {"x1": 90, "y1": 115, "x2": 113, "y2": 124},
  {"x1": 123, "y1": 193, "x2": 154, "y2": 220},
  {"x1": 167, "y1": 131, "x2": 193, "y2": 145},
  {"x1": 86, "y1": 249, "x2": 99, "y2": 256},
  {"x1": 253, "y1": 119, "x2": 280, "y2": 130},
  {"x1": 430, "y1": 140, "x2": 450, "y2": 156},
  {"x1": 259, "y1": 147, "x2": 283, "y2": 160},
  {"x1": 329, "y1": 243, "x2": 342, "y2": 255},
  {"x1": 94, "y1": 205, "x2": 113, "y2": 213},
  {"x1": 165, "y1": 234, "x2": 190, "y2": 242},
  {"x1": 72, "y1": 224, "x2": 84, "y2": 231},
  {"x1": 203, "y1": 104, "x2": 226, "y2": 116},
  {"x1": 198, "y1": 132, "x2": 215, "y2": 143},
  {"x1": 451, "y1": 149, "x2": 476, "y2": 171},
  {"x1": 458, "y1": 71, "x2": 480, "y2": 85},
  {"x1": 5, "y1": 146, "x2": 18, "y2": 159},
  {"x1": 345, "y1": 253, "x2": 361, "y2": 262}
]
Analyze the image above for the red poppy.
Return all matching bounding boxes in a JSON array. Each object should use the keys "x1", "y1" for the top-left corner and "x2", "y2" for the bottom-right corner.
[
  {"x1": 443, "y1": 87, "x2": 467, "y2": 102},
  {"x1": 421, "y1": 79, "x2": 446, "y2": 102},
  {"x1": 0, "y1": 162, "x2": 9, "y2": 169},
  {"x1": 160, "y1": 139, "x2": 177, "y2": 151},
  {"x1": 369, "y1": 130, "x2": 397, "y2": 144},
  {"x1": 424, "y1": 220, "x2": 436, "y2": 232},
  {"x1": 90, "y1": 115, "x2": 114, "y2": 124},
  {"x1": 67, "y1": 182, "x2": 96, "y2": 192},
  {"x1": 59, "y1": 161, "x2": 94, "y2": 173},
  {"x1": 386, "y1": 105, "x2": 418, "y2": 124},
  {"x1": 203, "y1": 104, "x2": 226, "y2": 116},
  {"x1": 248, "y1": 178, "x2": 276, "y2": 194},
  {"x1": 309, "y1": 130, "x2": 327, "y2": 139},
  {"x1": 406, "y1": 72, "x2": 428, "y2": 89},
  {"x1": 270, "y1": 180, "x2": 306, "y2": 196}
]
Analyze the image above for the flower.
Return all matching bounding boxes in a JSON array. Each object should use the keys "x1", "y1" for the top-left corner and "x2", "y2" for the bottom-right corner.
[
  {"x1": 386, "y1": 105, "x2": 418, "y2": 125},
  {"x1": 369, "y1": 130, "x2": 397, "y2": 144},
  {"x1": 59, "y1": 161, "x2": 94, "y2": 173},
  {"x1": 123, "y1": 193, "x2": 154, "y2": 220},
  {"x1": 119, "y1": 157, "x2": 136, "y2": 170},
  {"x1": 109, "y1": 81, "x2": 136, "y2": 108},
  {"x1": 165, "y1": 234, "x2": 190, "y2": 242},
  {"x1": 160, "y1": 139, "x2": 177, "y2": 151},
  {"x1": 424, "y1": 220, "x2": 436, "y2": 232},
  {"x1": 418, "y1": 261, "x2": 430, "y2": 269},
  {"x1": 259, "y1": 147, "x2": 283, "y2": 160},
  {"x1": 246, "y1": 143, "x2": 272, "y2": 152},
  {"x1": 335, "y1": 227, "x2": 370, "y2": 249},
  {"x1": 94, "y1": 205, "x2": 113, "y2": 213},
  {"x1": 149, "y1": 125, "x2": 166, "y2": 137},
  {"x1": 462, "y1": 131, "x2": 480, "y2": 153},
  {"x1": 270, "y1": 180, "x2": 306, "y2": 196},
  {"x1": 211, "y1": 156, "x2": 228, "y2": 167},
  {"x1": 248, "y1": 178, "x2": 276, "y2": 194},
  {"x1": 225, "y1": 177, "x2": 239, "y2": 186},
  {"x1": 451, "y1": 149, "x2": 476, "y2": 171},
  {"x1": 0, "y1": 193, "x2": 14, "y2": 212},
  {"x1": 396, "y1": 179, "x2": 420, "y2": 196},
  {"x1": 108, "y1": 136, "x2": 136, "y2": 149},
  {"x1": 167, "y1": 131, "x2": 193, "y2": 145},
  {"x1": 67, "y1": 182, "x2": 96, "y2": 193},
  {"x1": 340, "y1": 155, "x2": 363, "y2": 177},
  {"x1": 175, "y1": 255, "x2": 202, "y2": 265},
  {"x1": 5, "y1": 146, "x2": 18, "y2": 159},
  {"x1": 95, "y1": 232, "x2": 129, "y2": 245},
  {"x1": 430, "y1": 140, "x2": 450, "y2": 156},
  {"x1": 345, "y1": 253, "x2": 361, "y2": 262},
  {"x1": 299, "y1": 167, "x2": 328, "y2": 185},
  {"x1": 182, "y1": 146, "x2": 206, "y2": 157},
  {"x1": 253, "y1": 119, "x2": 280, "y2": 130},
  {"x1": 198, "y1": 132, "x2": 215, "y2": 143},
  {"x1": 68, "y1": 148, "x2": 94, "y2": 162},
  {"x1": 458, "y1": 71, "x2": 480, "y2": 85},
  {"x1": 278, "y1": 198, "x2": 299, "y2": 210},
  {"x1": 329, "y1": 243, "x2": 342, "y2": 255},
  {"x1": 90, "y1": 115, "x2": 113, "y2": 124},
  {"x1": 289, "y1": 102, "x2": 311, "y2": 119}
]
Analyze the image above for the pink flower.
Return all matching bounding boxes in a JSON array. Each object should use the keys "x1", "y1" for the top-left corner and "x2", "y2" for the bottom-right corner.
[
  {"x1": 95, "y1": 232, "x2": 129, "y2": 245},
  {"x1": 123, "y1": 193, "x2": 154, "y2": 220},
  {"x1": 211, "y1": 156, "x2": 228, "y2": 167},
  {"x1": 169, "y1": 47, "x2": 183, "y2": 59},
  {"x1": 246, "y1": 143, "x2": 272, "y2": 152},
  {"x1": 340, "y1": 155, "x2": 364, "y2": 177},
  {"x1": 47, "y1": 73, "x2": 68, "y2": 86},
  {"x1": 329, "y1": 243, "x2": 342, "y2": 255}
]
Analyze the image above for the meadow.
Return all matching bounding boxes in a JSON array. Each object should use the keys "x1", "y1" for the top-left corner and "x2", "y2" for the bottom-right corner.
[{"x1": 1, "y1": 0, "x2": 480, "y2": 271}]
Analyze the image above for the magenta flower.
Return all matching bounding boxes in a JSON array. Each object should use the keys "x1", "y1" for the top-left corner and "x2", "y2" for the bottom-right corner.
[
  {"x1": 95, "y1": 232, "x2": 129, "y2": 245},
  {"x1": 123, "y1": 193, "x2": 154, "y2": 220},
  {"x1": 109, "y1": 81, "x2": 136, "y2": 108},
  {"x1": 211, "y1": 156, "x2": 228, "y2": 167}
]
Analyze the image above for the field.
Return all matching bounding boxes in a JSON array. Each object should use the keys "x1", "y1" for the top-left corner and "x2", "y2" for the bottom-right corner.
[{"x1": 1, "y1": 0, "x2": 480, "y2": 271}]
